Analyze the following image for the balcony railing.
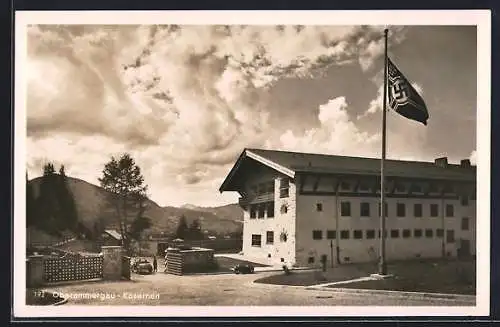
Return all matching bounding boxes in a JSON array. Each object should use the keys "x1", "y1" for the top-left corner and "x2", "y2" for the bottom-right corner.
[{"x1": 238, "y1": 192, "x2": 274, "y2": 207}]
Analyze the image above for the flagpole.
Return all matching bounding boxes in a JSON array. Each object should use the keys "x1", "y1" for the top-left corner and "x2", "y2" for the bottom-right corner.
[{"x1": 378, "y1": 28, "x2": 388, "y2": 276}]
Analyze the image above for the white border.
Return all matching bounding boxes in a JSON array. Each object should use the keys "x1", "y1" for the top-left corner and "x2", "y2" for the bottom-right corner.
[{"x1": 13, "y1": 10, "x2": 491, "y2": 318}]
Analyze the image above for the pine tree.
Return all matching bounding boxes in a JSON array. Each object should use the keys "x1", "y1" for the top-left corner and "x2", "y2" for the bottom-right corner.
[
  {"x1": 26, "y1": 172, "x2": 37, "y2": 227},
  {"x1": 98, "y1": 153, "x2": 148, "y2": 255},
  {"x1": 56, "y1": 165, "x2": 79, "y2": 231},
  {"x1": 175, "y1": 215, "x2": 188, "y2": 240},
  {"x1": 189, "y1": 218, "x2": 202, "y2": 240}
]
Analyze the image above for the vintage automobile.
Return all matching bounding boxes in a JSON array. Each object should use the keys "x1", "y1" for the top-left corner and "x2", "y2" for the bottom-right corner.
[
  {"x1": 131, "y1": 258, "x2": 153, "y2": 274},
  {"x1": 231, "y1": 263, "x2": 255, "y2": 274}
]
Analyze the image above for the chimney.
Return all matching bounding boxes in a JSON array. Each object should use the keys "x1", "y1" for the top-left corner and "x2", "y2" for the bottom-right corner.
[
  {"x1": 460, "y1": 159, "x2": 471, "y2": 167},
  {"x1": 434, "y1": 157, "x2": 448, "y2": 168}
]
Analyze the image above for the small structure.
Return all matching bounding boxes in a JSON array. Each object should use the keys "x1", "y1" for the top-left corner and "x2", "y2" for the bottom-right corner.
[
  {"x1": 101, "y1": 229, "x2": 122, "y2": 246},
  {"x1": 164, "y1": 241, "x2": 216, "y2": 275}
]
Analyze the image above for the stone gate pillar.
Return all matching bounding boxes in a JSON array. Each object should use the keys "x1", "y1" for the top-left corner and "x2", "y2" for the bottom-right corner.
[{"x1": 101, "y1": 246, "x2": 123, "y2": 280}]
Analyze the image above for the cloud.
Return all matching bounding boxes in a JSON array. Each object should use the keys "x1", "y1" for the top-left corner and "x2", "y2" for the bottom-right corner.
[
  {"x1": 469, "y1": 150, "x2": 477, "y2": 165},
  {"x1": 272, "y1": 96, "x2": 381, "y2": 157},
  {"x1": 26, "y1": 25, "x2": 409, "y2": 205}
]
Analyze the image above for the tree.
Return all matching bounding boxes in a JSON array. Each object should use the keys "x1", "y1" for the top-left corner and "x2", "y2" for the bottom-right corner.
[
  {"x1": 129, "y1": 216, "x2": 152, "y2": 241},
  {"x1": 26, "y1": 172, "x2": 37, "y2": 227},
  {"x1": 37, "y1": 162, "x2": 61, "y2": 234},
  {"x1": 188, "y1": 218, "x2": 203, "y2": 240},
  {"x1": 98, "y1": 153, "x2": 148, "y2": 255},
  {"x1": 56, "y1": 164, "x2": 79, "y2": 231},
  {"x1": 175, "y1": 215, "x2": 188, "y2": 240}
]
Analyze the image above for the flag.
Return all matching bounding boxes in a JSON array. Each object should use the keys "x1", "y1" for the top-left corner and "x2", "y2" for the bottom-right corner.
[{"x1": 387, "y1": 57, "x2": 429, "y2": 125}]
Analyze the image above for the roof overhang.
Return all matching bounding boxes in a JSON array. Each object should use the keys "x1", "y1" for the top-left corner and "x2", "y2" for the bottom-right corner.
[{"x1": 219, "y1": 149, "x2": 295, "y2": 193}]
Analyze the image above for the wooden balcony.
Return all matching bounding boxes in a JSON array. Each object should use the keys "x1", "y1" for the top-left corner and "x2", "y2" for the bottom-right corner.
[{"x1": 238, "y1": 192, "x2": 274, "y2": 207}]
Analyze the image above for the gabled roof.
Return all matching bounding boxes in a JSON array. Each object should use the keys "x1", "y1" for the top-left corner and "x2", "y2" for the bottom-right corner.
[{"x1": 219, "y1": 148, "x2": 476, "y2": 192}]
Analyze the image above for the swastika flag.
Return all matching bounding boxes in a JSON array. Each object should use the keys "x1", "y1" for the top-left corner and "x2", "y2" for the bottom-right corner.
[{"x1": 387, "y1": 58, "x2": 429, "y2": 125}]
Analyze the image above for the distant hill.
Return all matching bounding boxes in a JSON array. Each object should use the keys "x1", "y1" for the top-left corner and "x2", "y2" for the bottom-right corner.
[{"x1": 28, "y1": 176, "x2": 243, "y2": 236}]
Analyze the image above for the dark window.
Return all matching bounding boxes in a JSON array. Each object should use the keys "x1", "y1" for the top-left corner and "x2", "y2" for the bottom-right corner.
[
  {"x1": 378, "y1": 230, "x2": 388, "y2": 238},
  {"x1": 414, "y1": 203, "x2": 423, "y2": 217},
  {"x1": 359, "y1": 183, "x2": 370, "y2": 191},
  {"x1": 390, "y1": 229, "x2": 399, "y2": 238},
  {"x1": 395, "y1": 183, "x2": 405, "y2": 192},
  {"x1": 402, "y1": 229, "x2": 411, "y2": 238},
  {"x1": 279, "y1": 178, "x2": 290, "y2": 198},
  {"x1": 267, "y1": 202, "x2": 275, "y2": 218},
  {"x1": 340, "y1": 181, "x2": 350, "y2": 190},
  {"x1": 414, "y1": 229, "x2": 423, "y2": 238},
  {"x1": 327, "y1": 230, "x2": 336, "y2": 239},
  {"x1": 461, "y1": 197, "x2": 469, "y2": 206},
  {"x1": 397, "y1": 203, "x2": 406, "y2": 217},
  {"x1": 251, "y1": 234, "x2": 261, "y2": 247},
  {"x1": 258, "y1": 205, "x2": 265, "y2": 218},
  {"x1": 316, "y1": 203, "x2": 323, "y2": 212},
  {"x1": 429, "y1": 184, "x2": 439, "y2": 193},
  {"x1": 266, "y1": 231, "x2": 274, "y2": 244},
  {"x1": 366, "y1": 230, "x2": 376, "y2": 239},
  {"x1": 430, "y1": 204, "x2": 439, "y2": 217},
  {"x1": 340, "y1": 230, "x2": 350, "y2": 239},
  {"x1": 312, "y1": 230, "x2": 323, "y2": 240},
  {"x1": 425, "y1": 229, "x2": 433, "y2": 238},
  {"x1": 360, "y1": 202, "x2": 370, "y2": 217},
  {"x1": 250, "y1": 205, "x2": 257, "y2": 219},
  {"x1": 436, "y1": 229, "x2": 444, "y2": 238},
  {"x1": 443, "y1": 184, "x2": 454, "y2": 194},
  {"x1": 353, "y1": 230, "x2": 363, "y2": 239},
  {"x1": 341, "y1": 202, "x2": 351, "y2": 216},
  {"x1": 461, "y1": 217, "x2": 470, "y2": 231},
  {"x1": 446, "y1": 204, "x2": 454, "y2": 217},
  {"x1": 446, "y1": 230, "x2": 455, "y2": 243},
  {"x1": 308, "y1": 257, "x2": 315, "y2": 264},
  {"x1": 410, "y1": 184, "x2": 422, "y2": 193}
]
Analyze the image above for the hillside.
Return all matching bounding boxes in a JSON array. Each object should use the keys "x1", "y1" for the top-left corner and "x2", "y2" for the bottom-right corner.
[{"x1": 28, "y1": 176, "x2": 243, "y2": 236}]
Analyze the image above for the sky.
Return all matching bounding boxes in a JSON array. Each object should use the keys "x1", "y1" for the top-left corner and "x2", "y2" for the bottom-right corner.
[{"x1": 24, "y1": 23, "x2": 478, "y2": 207}]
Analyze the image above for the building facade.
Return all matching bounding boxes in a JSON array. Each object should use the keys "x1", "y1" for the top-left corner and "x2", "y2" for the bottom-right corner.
[{"x1": 219, "y1": 149, "x2": 476, "y2": 267}]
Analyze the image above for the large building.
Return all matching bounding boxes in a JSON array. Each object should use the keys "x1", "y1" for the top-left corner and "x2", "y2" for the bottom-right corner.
[{"x1": 219, "y1": 148, "x2": 476, "y2": 267}]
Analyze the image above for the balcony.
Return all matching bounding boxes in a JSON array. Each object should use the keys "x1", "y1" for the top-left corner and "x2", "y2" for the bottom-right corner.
[{"x1": 238, "y1": 192, "x2": 274, "y2": 207}]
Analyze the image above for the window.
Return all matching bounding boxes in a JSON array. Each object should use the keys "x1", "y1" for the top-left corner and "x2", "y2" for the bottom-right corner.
[
  {"x1": 446, "y1": 204, "x2": 454, "y2": 217},
  {"x1": 308, "y1": 257, "x2": 315, "y2": 264},
  {"x1": 327, "y1": 230, "x2": 336, "y2": 239},
  {"x1": 258, "y1": 205, "x2": 265, "y2": 218},
  {"x1": 267, "y1": 202, "x2": 275, "y2": 218},
  {"x1": 414, "y1": 229, "x2": 423, "y2": 238},
  {"x1": 340, "y1": 181, "x2": 350, "y2": 190},
  {"x1": 359, "y1": 183, "x2": 370, "y2": 191},
  {"x1": 316, "y1": 203, "x2": 323, "y2": 212},
  {"x1": 390, "y1": 229, "x2": 400, "y2": 238},
  {"x1": 378, "y1": 230, "x2": 388, "y2": 238},
  {"x1": 378, "y1": 202, "x2": 388, "y2": 217},
  {"x1": 340, "y1": 230, "x2": 350, "y2": 239},
  {"x1": 312, "y1": 230, "x2": 323, "y2": 240},
  {"x1": 250, "y1": 205, "x2": 257, "y2": 219},
  {"x1": 251, "y1": 234, "x2": 261, "y2": 247},
  {"x1": 443, "y1": 184, "x2": 454, "y2": 194},
  {"x1": 366, "y1": 230, "x2": 376, "y2": 239},
  {"x1": 461, "y1": 217, "x2": 470, "y2": 231},
  {"x1": 341, "y1": 201, "x2": 351, "y2": 216},
  {"x1": 397, "y1": 203, "x2": 406, "y2": 217},
  {"x1": 266, "y1": 231, "x2": 274, "y2": 244},
  {"x1": 446, "y1": 230, "x2": 455, "y2": 243},
  {"x1": 360, "y1": 202, "x2": 370, "y2": 217},
  {"x1": 402, "y1": 229, "x2": 411, "y2": 238},
  {"x1": 395, "y1": 183, "x2": 405, "y2": 192},
  {"x1": 425, "y1": 229, "x2": 433, "y2": 238},
  {"x1": 414, "y1": 203, "x2": 423, "y2": 217},
  {"x1": 410, "y1": 184, "x2": 422, "y2": 193},
  {"x1": 429, "y1": 183, "x2": 439, "y2": 193},
  {"x1": 461, "y1": 196, "x2": 469, "y2": 206},
  {"x1": 430, "y1": 204, "x2": 439, "y2": 217},
  {"x1": 436, "y1": 229, "x2": 444, "y2": 238},
  {"x1": 279, "y1": 178, "x2": 290, "y2": 198},
  {"x1": 353, "y1": 230, "x2": 363, "y2": 239}
]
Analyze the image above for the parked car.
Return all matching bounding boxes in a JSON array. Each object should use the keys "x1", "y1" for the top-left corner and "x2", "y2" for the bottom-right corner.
[
  {"x1": 131, "y1": 258, "x2": 153, "y2": 274},
  {"x1": 232, "y1": 264, "x2": 254, "y2": 274}
]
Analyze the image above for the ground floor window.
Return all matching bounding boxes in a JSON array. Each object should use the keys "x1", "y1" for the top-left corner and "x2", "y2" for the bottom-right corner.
[
  {"x1": 251, "y1": 234, "x2": 262, "y2": 247},
  {"x1": 266, "y1": 231, "x2": 274, "y2": 244},
  {"x1": 312, "y1": 230, "x2": 323, "y2": 240}
]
